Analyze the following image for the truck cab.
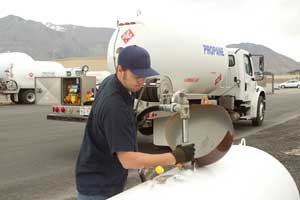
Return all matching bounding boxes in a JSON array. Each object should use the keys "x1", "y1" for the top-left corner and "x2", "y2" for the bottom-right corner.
[{"x1": 214, "y1": 48, "x2": 266, "y2": 125}]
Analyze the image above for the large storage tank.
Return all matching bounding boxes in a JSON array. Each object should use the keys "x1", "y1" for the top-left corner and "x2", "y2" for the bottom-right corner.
[
  {"x1": 107, "y1": 19, "x2": 228, "y2": 94},
  {"x1": 109, "y1": 145, "x2": 300, "y2": 200}
]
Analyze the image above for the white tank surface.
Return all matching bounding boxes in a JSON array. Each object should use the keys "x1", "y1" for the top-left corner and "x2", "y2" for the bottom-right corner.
[
  {"x1": 34, "y1": 61, "x2": 66, "y2": 76},
  {"x1": 86, "y1": 70, "x2": 111, "y2": 85},
  {"x1": 0, "y1": 53, "x2": 65, "y2": 88},
  {"x1": 107, "y1": 20, "x2": 228, "y2": 94},
  {"x1": 0, "y1": 52, "x2": 34, "y2": 63},
  {"x1": 109, "y1": 145, "x2": 300, "y2": 200},
  {"x1": 0, "y1": 52, "x2": 35, "y2": 79}
]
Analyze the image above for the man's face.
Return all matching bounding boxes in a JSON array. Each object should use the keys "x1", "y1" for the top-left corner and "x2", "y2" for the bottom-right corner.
[{"x1": 118, "y1": 66, "x2": 145, "y2": 92}]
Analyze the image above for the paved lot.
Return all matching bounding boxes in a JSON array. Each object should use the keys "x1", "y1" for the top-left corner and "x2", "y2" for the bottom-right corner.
[
  {"x1": 0, "y1": 105, "x2": 83, "y2": 200},
  {"x1": 0, "y1": 87, "x2": 300, "y2": 200}
]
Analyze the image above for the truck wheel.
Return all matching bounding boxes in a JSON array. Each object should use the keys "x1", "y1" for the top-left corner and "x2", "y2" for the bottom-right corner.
[
  {"x1": 139, "y1": 127, "x2": 153, "y2": 136},
  {"x1": 281, "y1": 85, "x2": 285, "y2": 88},
  {"x1": 10, "y1": 94, "x2": 23, "y2": 104},
  {"x1": 21, "y1": 90, "x2": 35, "y2": 104},
  {"x1": 252, "y1": 96, "x2": 265, "y2": 126},
  {"x1": 10, "y1": 94, "x2": 18, "y2": 104}
]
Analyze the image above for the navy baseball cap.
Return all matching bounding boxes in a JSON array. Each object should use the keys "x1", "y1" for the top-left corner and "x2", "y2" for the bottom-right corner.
[{"x1": 118, "y1": 45, "x2": 159, "y2": 78}]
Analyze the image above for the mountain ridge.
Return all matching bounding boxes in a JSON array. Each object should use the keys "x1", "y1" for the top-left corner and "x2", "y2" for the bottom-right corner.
[{"x1": 0, "y1": 15, "x2": 115, "y2": 60}]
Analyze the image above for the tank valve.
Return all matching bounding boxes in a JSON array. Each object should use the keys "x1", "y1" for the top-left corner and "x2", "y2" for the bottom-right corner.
[
  {"x1": 159, "y1": 91, "x2": 190, "y2": 144},
  {"x1": 175, "y1": 91, "x2": 190, "y2": 144}
]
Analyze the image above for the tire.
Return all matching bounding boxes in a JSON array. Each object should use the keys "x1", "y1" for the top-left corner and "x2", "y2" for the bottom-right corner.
[
  {"x1": 139, "y1": 127, "x2": 153, "y2": 136},
  {"x1": 252, "y1": 96, "x2": 265, "y2": 126},
  {"x1": 280, "y1": 85, "x2": 285, "y2": 89},
  {"x1": 20, "y1": 90, "x2": 36, "y2": 104},
  {"x1": 10, "y1": 94, "x2": 17, "y2": 104},
  {"x1": 10, "y1": 94, "x2": 23, "y2": 104}
]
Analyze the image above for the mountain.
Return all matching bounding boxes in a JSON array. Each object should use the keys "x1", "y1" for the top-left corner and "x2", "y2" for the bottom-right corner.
[
  {"x1": 227, "y1": 43, "x2": 300, "y2": 74},
  {"x1": 0, "y1": 15, "x2": 115, "y2": 60}
]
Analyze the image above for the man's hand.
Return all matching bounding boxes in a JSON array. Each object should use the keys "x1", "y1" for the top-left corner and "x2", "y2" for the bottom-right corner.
[{"x1": 171, "y1": 144, "x2": 195, "y2": 164}]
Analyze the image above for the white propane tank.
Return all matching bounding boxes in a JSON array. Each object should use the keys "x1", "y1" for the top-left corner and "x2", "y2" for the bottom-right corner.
[
  {"x1": 0, "y1": 53, "x2": 65, "y2": 89},
  {"x1": 0, "y1": 52, "x2": 35, "y2": 82},
  {"x1": 107, "y1": 20, "x2": 228, "y2": 94},
  {"x1": 109, "y1": 145, "x2": 300, "y2": 200},
  {"x1": 34, "y1": 61, "x2": 66, "y2": 77}
]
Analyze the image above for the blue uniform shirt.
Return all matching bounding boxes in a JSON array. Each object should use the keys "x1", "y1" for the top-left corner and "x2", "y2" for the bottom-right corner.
[{"x1": 75, "y1": 74, "x2": 138, "y2": 197}]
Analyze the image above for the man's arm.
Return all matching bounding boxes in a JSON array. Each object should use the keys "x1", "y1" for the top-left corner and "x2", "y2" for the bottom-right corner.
[
  {"x1": 116, "y1": 152, "x2": 175, "y2": 169},
  {"x1": 116, "y1": 144, "x2": 195, "y2": 169}
]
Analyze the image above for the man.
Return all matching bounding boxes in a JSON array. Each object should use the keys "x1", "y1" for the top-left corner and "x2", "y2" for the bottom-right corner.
[{"x1": 75, "y1": 45, "x2": 195, "y2": 200}]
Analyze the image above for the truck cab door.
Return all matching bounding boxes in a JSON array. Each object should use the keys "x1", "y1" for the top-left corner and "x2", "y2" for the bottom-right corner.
[{"x1": 242, "y1": 55, "x2": 256, "y2": 101}]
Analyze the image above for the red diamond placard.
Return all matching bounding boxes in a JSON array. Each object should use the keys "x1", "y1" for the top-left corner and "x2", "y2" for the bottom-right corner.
[{"x1": 121, "y1": 29, "x2": 135, "y2": 44}]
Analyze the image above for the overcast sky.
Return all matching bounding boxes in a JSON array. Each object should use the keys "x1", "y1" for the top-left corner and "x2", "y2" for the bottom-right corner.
[{"x1": 0, "y1": 0, "x2": 299, "y2": 61}]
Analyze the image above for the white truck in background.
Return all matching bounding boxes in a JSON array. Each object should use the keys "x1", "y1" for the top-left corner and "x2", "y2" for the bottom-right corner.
[{"x1": 0, "y1": 52, "x2": 66, "y2": 104}]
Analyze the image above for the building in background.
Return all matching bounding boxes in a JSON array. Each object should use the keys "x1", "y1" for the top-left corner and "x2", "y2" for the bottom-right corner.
[{"x1": 288, "y1": 70, "x2": 300, "y2": 76}]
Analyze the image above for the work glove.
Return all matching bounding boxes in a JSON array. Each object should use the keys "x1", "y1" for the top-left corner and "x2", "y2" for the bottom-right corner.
[{"x1": 171, "y1": 144, "x2": 195, "y2": 164}]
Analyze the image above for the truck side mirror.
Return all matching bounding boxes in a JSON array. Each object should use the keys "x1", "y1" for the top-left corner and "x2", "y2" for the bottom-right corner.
[
  {"x1": 259, "y1": 56, "x2": 264, "y2": 72},
  {"x1": 254, "y1": 56, "x2": 264, "y2": 81},
  {"x1": 250, "y1": 54, "x2": 264, "y2": 81}
]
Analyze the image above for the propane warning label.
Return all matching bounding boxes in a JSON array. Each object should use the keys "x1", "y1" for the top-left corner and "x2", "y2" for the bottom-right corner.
[
  {"x1": 215, "y1": 74, "x2": 222, "y2": 85},
  {"x1": 121, "y1": 29, "x2": 135, "y2": 44}
]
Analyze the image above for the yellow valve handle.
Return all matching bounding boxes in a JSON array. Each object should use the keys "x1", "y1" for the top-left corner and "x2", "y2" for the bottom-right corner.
[
  {"x1": 176, "y1": 163, "x2": 183, "y2": 169},
  {"x1": 155, "y1": 165, "x2": 164, "y2": 175},
  {"x1": 154, "y1": 163, "x2": 184, "y2": 176}
]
